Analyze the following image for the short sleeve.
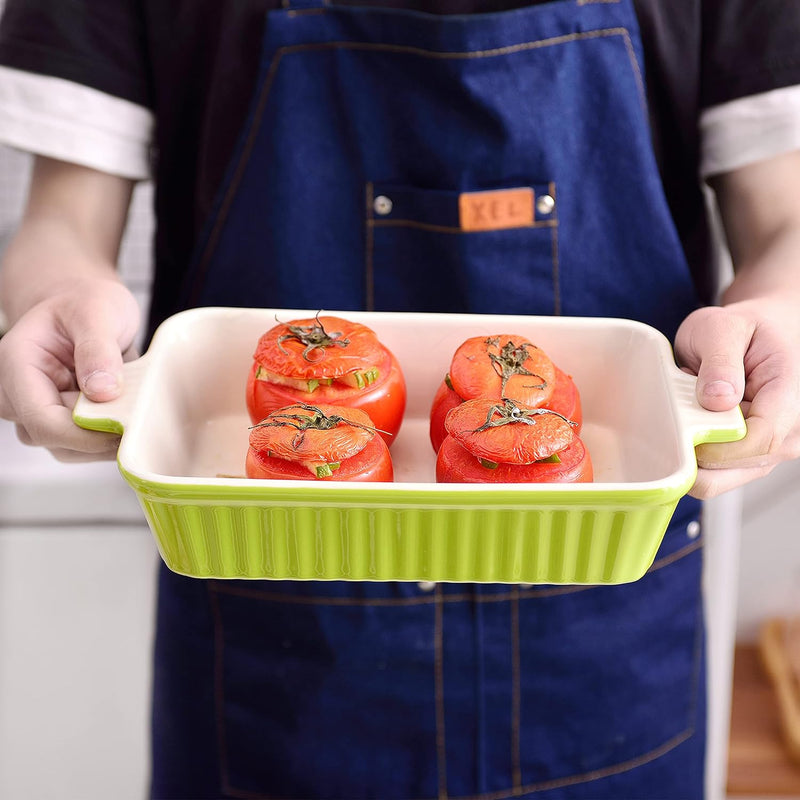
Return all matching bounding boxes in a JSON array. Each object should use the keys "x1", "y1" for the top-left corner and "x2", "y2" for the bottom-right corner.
[
  {"x1": 699, "y1": 84, "x2": 800, "y2": 178},
  {"x1": 0, "y1": 0, "x2": 152, "y2": 107},
  {"x1": 701, "y1": 0, "x2": 800, "y2": 109},
  {"x1": 0, "y1": 0, "x2": 154, "y2": 179}
]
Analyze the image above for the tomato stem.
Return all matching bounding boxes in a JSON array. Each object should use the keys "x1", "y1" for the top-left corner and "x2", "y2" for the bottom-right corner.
[
  {"x1": 251, "y1": 403, "x2": 390, "y2": 449},
  {"x1": 275, "y1": 311, "x2": 350, "y2": 361},
  {"x1": 471, "y1": 398, "x2": 577, "y2": 433},
  {"x1": 484, "y1": 337, "x2": 548, "y2": 395}
]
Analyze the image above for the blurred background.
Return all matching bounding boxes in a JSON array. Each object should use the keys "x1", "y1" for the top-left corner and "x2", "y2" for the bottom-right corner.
[
  {"x1": 0, "y1": 124, "x2": 798, "y2": 799},
  {"x1": 0, "y1": 145, "x2": 159, "y2": 799}
]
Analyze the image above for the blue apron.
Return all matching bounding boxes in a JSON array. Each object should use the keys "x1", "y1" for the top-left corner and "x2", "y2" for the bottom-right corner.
[{"x1": 153, "y1": 2, "x2": 707, "y2": 798}]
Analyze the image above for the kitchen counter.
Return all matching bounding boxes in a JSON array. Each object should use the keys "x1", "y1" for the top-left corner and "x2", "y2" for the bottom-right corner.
[{"x1": 0, "y1": 419, "x2": 143, "y2": 525}]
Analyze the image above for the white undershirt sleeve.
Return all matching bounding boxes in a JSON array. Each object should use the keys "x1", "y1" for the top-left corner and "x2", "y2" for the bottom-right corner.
[
  {"x1": 700, "y1": 84, "x2": 800, "y2": 178},
  {"x1": 0, "y1": 65, "x2": 154, "y2": 181}
]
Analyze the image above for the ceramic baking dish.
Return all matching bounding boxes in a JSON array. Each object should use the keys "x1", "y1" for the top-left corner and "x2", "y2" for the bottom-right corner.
[{"x1": 73, "y1": 307, "x2": 745, "y2": 584}]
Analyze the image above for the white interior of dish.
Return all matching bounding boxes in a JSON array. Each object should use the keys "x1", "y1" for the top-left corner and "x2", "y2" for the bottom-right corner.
[{"x1": 118, "y1": 308, "x2": 692, "y2": 486}]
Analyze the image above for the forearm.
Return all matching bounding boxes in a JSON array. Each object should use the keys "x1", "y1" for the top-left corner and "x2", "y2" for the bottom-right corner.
[
  {"x1": 0, "y1": 156, "x2": 134, "y2": 324},
  {"x1": 721, "y1": 224, "x2": 800, "y2": 306},
  {"x1": 711, "y1": 149, "x2": 800, "y2": 303}
]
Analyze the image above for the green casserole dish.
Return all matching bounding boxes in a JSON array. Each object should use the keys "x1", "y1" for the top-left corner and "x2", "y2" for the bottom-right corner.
[{"x1": 73, "y1": 308, "x2": 746, "y2": 584}]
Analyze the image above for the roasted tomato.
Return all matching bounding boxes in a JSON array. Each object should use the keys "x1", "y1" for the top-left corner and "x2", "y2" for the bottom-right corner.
[
  {"x1": 246, "y1": 403, "x2": 393, "y2": 482},
  {"x1": 436, "y1": 397, "x2": 593, "y2": 484},
  {"x1": 246, "y1": 314, "x2": 406, "y2": 446},
  {"x1": 429, "y1": 334, "x2": 582, "y2": 452}
]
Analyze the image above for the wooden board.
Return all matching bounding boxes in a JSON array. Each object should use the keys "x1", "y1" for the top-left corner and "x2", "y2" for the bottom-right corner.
[{"x1": 727, "y1": 644, "x2": 800, "y2": 796}]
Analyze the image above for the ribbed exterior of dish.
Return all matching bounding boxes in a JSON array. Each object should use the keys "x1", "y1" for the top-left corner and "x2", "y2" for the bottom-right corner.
[{"x1": 137, "y1": 497, "x2": 677, "y2": 584}]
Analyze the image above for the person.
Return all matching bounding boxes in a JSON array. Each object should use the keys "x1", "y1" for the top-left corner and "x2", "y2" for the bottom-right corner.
[{"x1": 1, "y1": 1, "x2": 799, "y2": 797}]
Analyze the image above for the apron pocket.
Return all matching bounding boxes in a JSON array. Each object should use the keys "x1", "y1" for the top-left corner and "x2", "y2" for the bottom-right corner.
[
  {"x1": 515, "y1": 521, "x2": 705, "y2": 789},
  {"x1": 210, "y1": 583, "x2": 440, "y2": 799},
  {"x1": 367, "y1": 181, "x2": 560, "y2": 315}
]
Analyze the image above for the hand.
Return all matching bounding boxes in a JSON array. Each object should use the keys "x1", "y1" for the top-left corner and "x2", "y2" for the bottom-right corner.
[
  {"x1": 0, "y1": 278, "x2": 141, "y2": 461},
  {"x1": 674, "y1": 298, "x2": 800, "y2": 498}
]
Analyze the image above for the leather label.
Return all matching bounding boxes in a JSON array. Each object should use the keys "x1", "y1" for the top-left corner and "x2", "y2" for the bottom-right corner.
[{"x1": 458, "y1": 187, "x2": 534, "y2": 231}]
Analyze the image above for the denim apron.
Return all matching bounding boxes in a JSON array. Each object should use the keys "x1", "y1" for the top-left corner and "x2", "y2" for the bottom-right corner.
[{"x1": 152, "y1": 2, "x2": 707, "y2": 798}]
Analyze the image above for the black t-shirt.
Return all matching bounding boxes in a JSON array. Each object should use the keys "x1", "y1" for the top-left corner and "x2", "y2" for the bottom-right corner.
[{"x1": 2, "y1": 0, "x2": 800, "y2": 331}]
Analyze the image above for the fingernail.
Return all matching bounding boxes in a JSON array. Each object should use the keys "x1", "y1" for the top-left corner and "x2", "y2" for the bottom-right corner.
[
  {"x1": 703, "y1": 380, "x2": 737, "y2": 398},
  {"x1": 84, "y1": 370, "x2": 120, "y2": 396}
]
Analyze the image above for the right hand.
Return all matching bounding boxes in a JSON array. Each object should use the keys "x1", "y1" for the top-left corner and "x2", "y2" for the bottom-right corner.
[{"x1": 0, "y1": 277, "x2": 141, "y2": 461}]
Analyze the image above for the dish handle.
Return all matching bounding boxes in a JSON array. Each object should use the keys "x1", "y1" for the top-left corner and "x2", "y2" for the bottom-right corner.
[
  {"x1": 72, "y1": 355, "x2": 150, "y2": 435},
  {"x1": 669, "y1": 365, "x2": 747, "y2": 447}
]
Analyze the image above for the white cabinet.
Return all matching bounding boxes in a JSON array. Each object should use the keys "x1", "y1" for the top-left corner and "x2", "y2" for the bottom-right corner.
[
  {"x1": 0, "y1": 422, "x2": 157, "y2": 800},
  {"x1": 0, "y1": 526, "x2": 157, "y2": 800}
]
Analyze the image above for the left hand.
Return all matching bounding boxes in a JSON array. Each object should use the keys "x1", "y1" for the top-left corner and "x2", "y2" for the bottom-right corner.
[{"x1": 675, "y1": 296, "x2": 800, "y2": 498}]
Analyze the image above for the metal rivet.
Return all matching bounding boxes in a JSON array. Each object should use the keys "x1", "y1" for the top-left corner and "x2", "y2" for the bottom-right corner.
[
  {"x1": 417, "y1": 581, "x2": 436, "y2": 592},
  {"x1": 687, "y1": 521, "x2": 701, "y2": 539},
  {"x1": 536, "y1": 194, "x2": 555, "y2": 215},
  {"x1": 373, "y1": 195, "x2": 393, "y2": 215}
]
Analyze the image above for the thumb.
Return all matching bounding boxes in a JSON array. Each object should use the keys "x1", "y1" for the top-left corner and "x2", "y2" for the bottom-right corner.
[
  {"x1": 694, "y1": 352, "x2": 745, "y2": 412},
  {"x1": 62, "y1": 288, "x2": 140, "y2": 402},
  {"x1": 675, "y1": 308, "x2": 751, "y2": 412}
]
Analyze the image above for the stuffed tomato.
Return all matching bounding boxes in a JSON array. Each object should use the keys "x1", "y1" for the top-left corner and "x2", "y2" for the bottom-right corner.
[
  {"x1": 436, "y1": 397, "x2": 592, "y2": 484},
  {"x1": 246, "y1": 314, "x2": 406, "y2": 445},
  {"x1": 429, "y1": 334, "x2": 582, "y2": 452},
  {"x1": 246, "y1": 403, "x2": 393, "y2": 482}
]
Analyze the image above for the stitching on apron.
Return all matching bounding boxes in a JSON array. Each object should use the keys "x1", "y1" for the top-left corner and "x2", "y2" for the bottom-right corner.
[
  {"x1": 188, "y1": 27, "x2": 644, "y2": 306},
  {"x1": 435, "y1": 583, "x2": 449, "y2": 800},
  {"x1": 618, "y1": 29, "x2": 645, "y2": 104},
  {"x1": 365, "y1": 181, "x2": 375, "y2": 310},
  {"x1": 365, "y1": 184, "x2": 558, "y2": 303},
  {"x1": 188, "y1": 37, "x2": 289, "y2": 307},
  {"x1": 451, "y1": 728, "x2": 695, "y2": 800},
  {"x1": 577, "y1": 0, "x2": 621, "y2": 5},
  {"x1": 510, "y1": 588, "x2": 522, "y2": 790},
  {"x1": 275, "y1": 28, "x2": 635, "y2": 61},
  {"x1": 217, "y1": 729, "x2": 697, "y2": 800},
  {"x1": 208, "y1": 539, "x2": 703, "y2": 606},
  {"x1": 208, "y1": 585, "x2": 235, "y2": 796},
  {"x1": 370, "y1": 219, "x2": 558, "y2": 234},
  {"x1": 649, "y1": 536, "x2": 702, "y2": 572},
  {"x1": 548, "y1": 180, "x2": 561, "y2": 315}
]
